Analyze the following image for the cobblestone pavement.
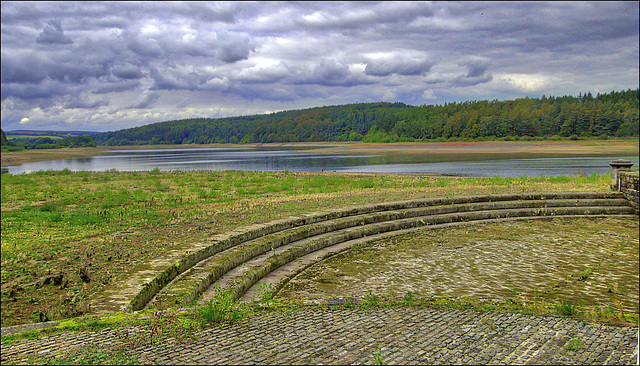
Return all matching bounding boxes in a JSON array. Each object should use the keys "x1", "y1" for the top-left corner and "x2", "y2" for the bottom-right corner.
[{"x1": 2, "y1": 308, "x2": 638, "y2": 365}]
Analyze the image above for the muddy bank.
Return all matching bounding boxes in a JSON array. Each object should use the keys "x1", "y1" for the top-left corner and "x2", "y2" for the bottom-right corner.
[
  {"x1": 1, "y1": 148, "x2": 111, "y2": 167},
  {"x1": 314, "y1": 141, "x2": 639, "y2": 162},
  {"x1": 2, "y1": 140, "x2": 637, "y2": 168}
]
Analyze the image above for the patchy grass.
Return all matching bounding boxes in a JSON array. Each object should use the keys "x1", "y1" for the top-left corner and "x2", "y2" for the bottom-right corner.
[{"x1": 0, "y1": 168, "x2": 615, "y2": 327}]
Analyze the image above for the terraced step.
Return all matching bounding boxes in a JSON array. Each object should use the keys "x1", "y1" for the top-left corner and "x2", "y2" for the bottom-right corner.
[
  {"x1": 239, "y1": 213, "x2": 631, "y2": 303},
  {"x1": 134, "y1": 192, "x2": 634, "y2": 310},
  {"x1": 215, "y1": 206, "x2": 633, "y2": 304}
]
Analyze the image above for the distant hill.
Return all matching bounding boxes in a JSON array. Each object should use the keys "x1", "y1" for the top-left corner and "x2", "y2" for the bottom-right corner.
[
  {"x1": 5, "y1": 130, "x2": 98, "y2": 138},
  {"x1": 94, "y1": 102, "x2": 411, "y2": 145},
  {"x1": 67, "y1": 89, "x2": 640, "y2": 146},
  {"x1": 2, "y1": 129, "x2": 97, "y2": 150}
]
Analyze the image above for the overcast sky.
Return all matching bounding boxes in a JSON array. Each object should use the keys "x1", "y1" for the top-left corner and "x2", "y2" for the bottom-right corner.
[{"x1": 1, "y1": 1, "x2": 638, "y2": 132}]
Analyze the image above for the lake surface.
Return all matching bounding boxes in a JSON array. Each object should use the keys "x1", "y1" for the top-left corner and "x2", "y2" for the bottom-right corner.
[{"x1": 3, "y1": 147, "x2": 638, "y2": 178}]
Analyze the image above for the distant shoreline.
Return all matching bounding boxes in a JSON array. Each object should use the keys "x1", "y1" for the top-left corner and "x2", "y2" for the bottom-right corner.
[
  {"x1": 0, "y1": 142, "x2": 343, "y2": 166},
  {"x1": 2, "y1": 140, "x2": 638, "y2": 168}
]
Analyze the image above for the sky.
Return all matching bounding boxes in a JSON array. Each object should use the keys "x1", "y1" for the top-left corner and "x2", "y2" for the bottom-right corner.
[{"x1": 1, "y1": 1, "x2": 638, "y2": 132}]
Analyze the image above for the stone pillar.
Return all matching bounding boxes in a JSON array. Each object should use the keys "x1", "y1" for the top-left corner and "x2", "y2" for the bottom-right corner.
[{"x1": 609, "y1": 159, "x2": 634, "y2": 190}]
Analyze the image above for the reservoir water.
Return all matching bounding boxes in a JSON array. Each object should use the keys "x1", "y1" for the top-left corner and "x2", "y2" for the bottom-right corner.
[{"x1": 3, "y1": 147, "x2": 638, "y2": 178}]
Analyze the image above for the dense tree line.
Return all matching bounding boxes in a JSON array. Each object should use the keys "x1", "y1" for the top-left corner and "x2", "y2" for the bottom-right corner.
[
  {"x1": 1, "y1": 129, "x2": 16, "y2": 149},
  {"x1": 94, "y1": 88, "x2": 640, "y2": 146},
  {"x1": 92, "y1": 102, "x2": 408, "y2": 145}
]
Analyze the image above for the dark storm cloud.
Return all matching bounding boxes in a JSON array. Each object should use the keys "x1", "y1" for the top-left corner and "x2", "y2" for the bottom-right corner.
[
  {"x1": 36, "y1": 19, "x2": 73, "y2": 44},
  {"x1": 218, "y1": 35, "x2": 253, "y2": 63},
  {"x1": 1, "y1": 1, "x2": 638, "y2": 131},
  {"x1": 126, "y1": 33, "x2": 163, "y2": 58},
  {"x1": 128, "y1": 92, "x2": 161, "y2": 110},
  {"x1": 149, "y1": 67, "x2": 205, "y2": 91},
  {"x1": 365, "y1": 57, "x2": 434, "y2": 77},
  {"x1": 1, "y1": 79, "x2": 70, "y2": 101},
  {"x1": 90, "y1": 79, "x2": 141, "y2": 95},
  {"x1": 63, "y1": 95, "x2": 109, "y2": 109},
  {"x1": 111, "y1": 64, "x2": 145, "y2": 80},
  {"x1": 463, "y1": 61, "x2": 489, "y2": 79},
  {"x1": 297, "y1": 59, "x2": 357, "y2": 87},
  {"x1": 0, "y1": 52, "x2": 48, "y2": 83}
]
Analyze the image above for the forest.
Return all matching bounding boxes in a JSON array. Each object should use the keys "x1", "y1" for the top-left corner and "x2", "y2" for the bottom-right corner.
[
  {"x1": 3, "y1": 89, "x2": 638, "y2": 150},
  {"x1": 92, "y1": 89, "x2": 639, "y2": 146}
]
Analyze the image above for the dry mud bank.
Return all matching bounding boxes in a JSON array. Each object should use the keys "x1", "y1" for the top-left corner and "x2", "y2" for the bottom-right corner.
[
  {"x1": 1, "y1": 147, "x2": 111, "y2": 166},
  {"x1": 2, "y1": 140, "x2": 638, "y2": 167},
  {"x1": 312, "y1": 140, "x2": 640, "y2": 162}
]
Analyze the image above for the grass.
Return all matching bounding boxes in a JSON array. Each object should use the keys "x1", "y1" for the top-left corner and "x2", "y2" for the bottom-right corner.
[
  {"x1": 197, "y1": 287, "x2": 251, "y2": 324},
  {"x1": 11, "y1": 288, "x2": 252, "y2": 364},
  {"x1": 556, "y1": 301, "x2": 581, "y2": 317},
  {"x1": 0, "y1": 168, "x2": 624, "y2": 328}
]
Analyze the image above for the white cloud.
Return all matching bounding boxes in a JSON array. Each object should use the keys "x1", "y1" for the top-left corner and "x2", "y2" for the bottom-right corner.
[
  {"x1": 496, "y1": 73, "x2": 557, "y2": 92},
  {"x1": 422, "y1": 90, "x2": 437, "y2": 100}
]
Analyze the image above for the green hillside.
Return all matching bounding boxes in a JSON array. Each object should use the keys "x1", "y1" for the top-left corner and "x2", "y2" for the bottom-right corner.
[{"x1": 88, "y1": 89, "x2": 638, "y2": 146}]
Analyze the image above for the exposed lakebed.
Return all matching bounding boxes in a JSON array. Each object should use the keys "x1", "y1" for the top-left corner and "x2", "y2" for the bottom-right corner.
[{"x1": 4, "y1": 144, "x2": 638, "y2": 177}]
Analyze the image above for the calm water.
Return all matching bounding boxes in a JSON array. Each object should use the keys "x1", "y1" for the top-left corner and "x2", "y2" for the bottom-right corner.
[{"x1": 3, "y1": 147, "x2": 638, "y2": 178}]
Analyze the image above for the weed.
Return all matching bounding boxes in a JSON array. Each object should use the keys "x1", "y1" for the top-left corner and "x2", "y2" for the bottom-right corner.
[
  {"x1": 403, "y1": 291, "x2": 415, "y2": 303},
  {"x1": 612, "y1": 299, "x2": 625, "y2": 315},
  {"x1": 564, "y1": 336, "x2": 583, "y2": 352},
  {"x1": 556, "y1": 301, "x2": 580, "y2": 317},
  {"x1": 362, "y1": 292, "x2": 379, "y2": 308},
  {"x1": 197, "y1": 287, "x2": 250, "y2": 325},
  {"x1": 252, "y1": 283, "x2": 275, "y2": 304},
  {"x1": 343, "y1": 298, "x2": 357, "y2": 309},
  {"x1": 373, "y1": 349, "x2": 386, "y2": 365},
  {"x1": 578, "y1": 268, "x2": 591, "y2": 281}
]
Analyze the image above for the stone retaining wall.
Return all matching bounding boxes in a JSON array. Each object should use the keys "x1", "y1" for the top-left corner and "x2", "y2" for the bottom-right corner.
[{"x1": 618, "y1": 171, "x2": 639, "y2": 214}]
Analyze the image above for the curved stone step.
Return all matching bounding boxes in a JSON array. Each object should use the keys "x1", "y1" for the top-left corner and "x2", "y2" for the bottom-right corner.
[
  {"x1": 148, "y1": 197, "x2": 632, "y2": 308},
  {"x1": 206, "y1": 205, "x2": 634, "y2": 304},
  {"x1": 241, "y1": 213, "x2": 639, "y2": 302},
  {"x1": 121, "y1": 191, "x2": 630, "y2": 311},
  {"x1": 147, "y1": 197, "x2": 627, "y2": 308},
  {"x1": 173, "y1": 199, "x2": 634, "y2": 309}
]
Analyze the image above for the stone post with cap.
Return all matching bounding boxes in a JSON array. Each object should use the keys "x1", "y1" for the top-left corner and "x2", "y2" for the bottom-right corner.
[{"x1": 609, "y1": 159, "x2": 634, "y2": 190}]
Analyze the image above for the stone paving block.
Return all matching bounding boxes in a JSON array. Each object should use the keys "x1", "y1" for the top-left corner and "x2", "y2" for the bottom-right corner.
[{"x1": 2, "y1": 308, "x2": 639, "y2": 365}]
